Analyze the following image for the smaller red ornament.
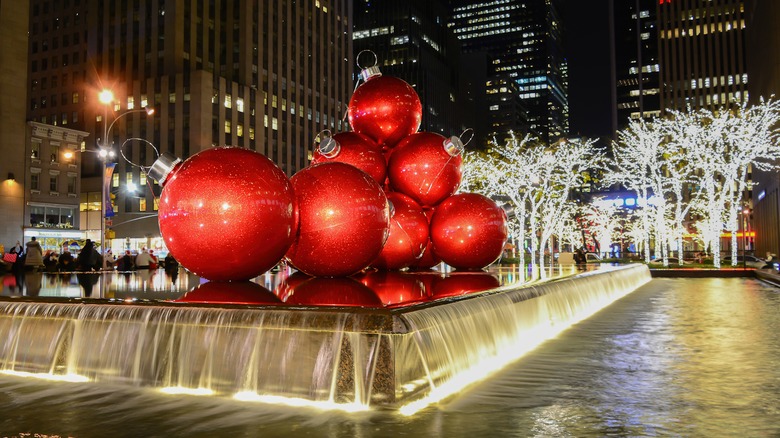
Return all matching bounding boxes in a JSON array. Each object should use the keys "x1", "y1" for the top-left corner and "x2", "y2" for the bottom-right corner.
[
  {"x1": 348, "y1": 65, "x2": 422, "y2": 150},
  {"x1": 286, "y1": 162, "x2": 390, "y2": 277},
  {"x1": 430, "y1": 193, "x2": 508, "y2": 270},
  {"x1": 387, "y1": 132, "x2": 464, "y2": 208},
  {"x1": 150, "y1": 147, "x2": 297, "y2": 282},
  {"x1": 371, "y1": 192, "x2": 429, "y2": 270},
  {"x1": 311, "y1": 131, "x2": 387, "y2": 184}
]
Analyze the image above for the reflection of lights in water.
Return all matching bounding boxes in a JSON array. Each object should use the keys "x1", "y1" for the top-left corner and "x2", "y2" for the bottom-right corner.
[
  {"x1": 159, "y1": 386, "x2": 215, "y2": 396},
  {"x1": 233, "y1": 391, "x2": 369, "y2": 413},
  {"x1": 0, "y1": 370, "x2": 89, "y2": 382}
]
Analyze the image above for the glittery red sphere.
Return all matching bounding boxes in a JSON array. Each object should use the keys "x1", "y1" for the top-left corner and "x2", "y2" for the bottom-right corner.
[
  {"x1": 311, "y1": 132, "x2": 386, "y2": 184},
  {"x1": 356, "y1": 271, "x2": 428, "y2": 307},
  {"x1": 370, "y1": 192, "x2": 429, "y2": 270},
  {"x1": 286, "y1": 162, "x2": 390, "y2": 277},
  {"x1": 176, "y1": 281, "x2": 281, "y2": 305},
  {"x1": 348, "y1": 75, "x2": 422, "y2": 149},
  {"x1": 431, "y1": 272, "x2": 501, "y2": 299},
  {"x1": 282, "y1": 277, "x2": 383, "y2": 307},
  {"x1": 430, "y1": 193, "x2": 508, "y2": 270},
  {"x1": 388, "y1": 132, "x2": 463, "y2": 208},
  {"x1": 158, "y1": 147, "x2": 296, "y2": 282}
]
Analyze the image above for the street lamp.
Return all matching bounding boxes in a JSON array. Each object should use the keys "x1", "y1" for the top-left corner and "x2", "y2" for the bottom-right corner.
[{"x1": 97, "y1": 88, "x2": 155, "y2": 269}]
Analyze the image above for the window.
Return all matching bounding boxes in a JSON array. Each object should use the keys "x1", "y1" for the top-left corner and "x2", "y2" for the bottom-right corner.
[
  {"x1": 153, "y1": 197, "x2": 160, "y2": 211},
  {"x1": 31, "y1": 142, "x2": 40, "y2": 159},
  {"x1": 225, "y1": 120, "x2": 231, "y2": 134},
  {"x1": 50, "y1": 144, "x2": 60, "y2": 162},
  {"x1": 249, "y1": 127, "x2": 255, "y2": 140},
  {"x1": 237, "y1": 124, "x2": 243, "y2": 137},
  {"x1": 50, "y1": 176, "x2": 58, "y2": 192},
  {"x1": 112, "y1": 173, "x2": 119, "y2": 187},
  {"x1": 224, "y1": 95, "x2": 232, "y2": 108},
  {"x1": 169, "y1": 93, "x2": 176, "y2": 103},
  {"x1": 140, "y1": 172, "x2": 147, "y2": 186},
  {"x1": 126, "y1": 173, "x2": 133, "y2": 186},
  {"x1": 67, "y1": 175, "x2": 76, "y2": 193},
  {"x1": 236, "y1": 97, "x2": 244, "y2": 112},
  {"x1": 139, "y1": 198, "x2": 147, "y2": 211},
  {"x1": 31, "y1": 174, "x2": 40, "y2": 190},
  {"x1": 30, "y1": 206, "x2": 45, "y2": 226}
]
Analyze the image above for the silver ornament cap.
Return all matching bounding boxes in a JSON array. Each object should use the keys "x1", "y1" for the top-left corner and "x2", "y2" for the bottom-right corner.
[{"x1": 149, "y1": 152, "x2": 182, "y2": 186}]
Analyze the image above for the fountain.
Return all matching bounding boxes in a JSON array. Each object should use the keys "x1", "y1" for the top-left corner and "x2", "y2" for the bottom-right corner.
[{"x1": 0, "y1": 264, "x2": 650, "y2": 413}]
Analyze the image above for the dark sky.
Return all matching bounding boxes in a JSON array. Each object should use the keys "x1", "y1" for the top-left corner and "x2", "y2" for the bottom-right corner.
[{"x1": 565, "y1": 0, "x2": 614, "y2": 140}]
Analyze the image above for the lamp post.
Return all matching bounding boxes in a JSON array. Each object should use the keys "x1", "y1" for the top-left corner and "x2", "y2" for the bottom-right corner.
[{"x1": 97, "y1": 89, "x2": 155, "y2": 269}]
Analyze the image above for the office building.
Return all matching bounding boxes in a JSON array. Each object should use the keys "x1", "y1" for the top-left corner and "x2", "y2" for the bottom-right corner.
[
  {"x1": 612, "y1": 0, "x2": 661, "y2": 130},
  {"x1": 449, "y1": 0, "x2": 568, "y2": 146},
  {"x1": 657, "y1": 0, "x2": 747, "y2": 111},
  {"x1": 746, "y1": 0, "x2": 780, "y2": 257},
  {"x1": 353, "y1": 0, "x2": 464, "y2": 137},
  {"x1": 27, "y1": 0, "x2": 354, "y2": 252},
  {"x1": 0, "y1": 0, "x2": 31, "y2": 249}
]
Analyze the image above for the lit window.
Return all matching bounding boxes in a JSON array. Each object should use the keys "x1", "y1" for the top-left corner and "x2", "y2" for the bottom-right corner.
[
  {"x1": 224, "y1": 95, "x2": 232, "y2": 108},
  {"x1": 113, "y1": 173, "x2": 119, "y2": 187},
  {"x1": 249, "y1": 127, "x2": 255, "y2": 140},
  {"x1": 126, "y1": 173, "x2": 133, "y2": 186},
  {"x1": 225, "y1": 120, "x2": 231, "y2": 134},
  {"x1": 140, "y1": 172, "x2": 147, "y2": 186},
  {"x1": 153, "y1": 197, "x2": 160, "y2": 211},
  {"x1": 237, "y1": 124, "x2": 243, "y2": 137},
  {"x1": 169, "y1": 93, "x2": 176, "y2": 103},
  {"x1": 127, "y1": 96, "x2": 135, "y2": 110},
  {"x1": 139, "y1": 198, "x2": 147, "y2": 212},
  {"x1": 236, "y1": 98, "x2": 244, "y2": 112}
]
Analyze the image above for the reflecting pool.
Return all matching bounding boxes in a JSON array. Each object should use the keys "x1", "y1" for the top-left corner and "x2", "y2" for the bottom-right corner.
[{"x1": 1, "y1": 277, "x2": 778, "y2": 436}]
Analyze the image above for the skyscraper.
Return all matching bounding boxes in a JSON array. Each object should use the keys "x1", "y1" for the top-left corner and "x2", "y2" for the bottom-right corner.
[
  {"x1": 657, "y1": 0, "x2": 748, "y2": 111},
  {"x1": 612, "y1": 0, "x2": 661, "y2": 130},
  {"x1": 353, "y1": 0, "x2": 464, "y2": 137},
  {"x1": 449, "y1": 0, "x2": 568, "y2": 146},
  {"x1": 27, "y1": 0, "x2": 353, "y2": 250}
]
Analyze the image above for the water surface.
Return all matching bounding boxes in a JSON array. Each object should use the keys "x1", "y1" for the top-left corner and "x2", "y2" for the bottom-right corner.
[{"x1": 1, "y1": 277, "x2": 778, "y2": 436}]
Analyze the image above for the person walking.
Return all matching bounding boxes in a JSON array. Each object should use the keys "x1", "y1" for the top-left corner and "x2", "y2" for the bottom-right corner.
[
  {"x1": 135, "y1": 248, "x2": 154, "y2": 269},
  {"x1": 24, "y1": 237, "x2": 44, "y2": 271}
]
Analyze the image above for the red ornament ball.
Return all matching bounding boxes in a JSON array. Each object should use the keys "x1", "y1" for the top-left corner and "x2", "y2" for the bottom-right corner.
[
  {"x1": 388, "y1": 132, "x2": 463, "y2": 208},
  {"x1": 348, "y1": 75, "x2": 422, "y2": 149},
  {"x1": 311, "y1": 132, "x2": 386, "y2": 184},
  {"x1": 157, "y1": 147, "x2": 296, "y2": 282},
  {"x1": 430, "y1": 193, "x2": 508, "y2": 270},
  {"x1": 371, "y1": 192, "x2": 429, "y2": 270},
  {"x1": 286, "y1": 162, "x2": 390, "y2": 277}
]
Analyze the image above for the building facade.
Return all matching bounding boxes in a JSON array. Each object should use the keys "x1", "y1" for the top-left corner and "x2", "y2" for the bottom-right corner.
[
  {"x1": 746, "y1": 0, "x2": 780, "y2": 257},
  {"x1": 657, "y1": 0, "x2": 748, "y2": 112},
  {"x1": 353, "y1": 0, "x2": 464, "y2": 137},
  {"x1": 613, "y1": 0, "x2": 661, "y2": 130},
  {"x1": 27, "y1": 0, "x2": 354, "y2": 253},
  {"x1": 0, "y1": 0, "x2": 31, "y2": 251},
  {"x1": 449, "y1": 0, "x2": 568, "y2": 147}
]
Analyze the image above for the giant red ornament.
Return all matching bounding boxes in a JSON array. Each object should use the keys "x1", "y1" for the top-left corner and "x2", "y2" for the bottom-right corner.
[
  {"x1": 411, "y1": 208, "x2": 441, "y2": 270},
  {"x1": 311, "y1": 132, "x2": 386, "y2": 184},
  {"x1": 150, "y1": 147, "x2": 296, "y2": 282},
  {"x1": 348, "y1": 66, "x2": 422, "y2": 150},
  {"x1": 370, "y1": 192, "x2": 429, "y2": 270},
  {"x1": 286, "y1": 162, "x2": 390, "y2": 277},
  {"x1": 430, "y1": 193, "x2": 508, "y2": 270},
  {"x1": 387, "y1": 132, "x2": 464, "y2": 208}
]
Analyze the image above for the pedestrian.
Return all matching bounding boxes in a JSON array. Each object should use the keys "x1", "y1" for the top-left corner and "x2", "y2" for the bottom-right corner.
[
  {"x1": 135, "y1": 248, "x2": 154, "y2": 269},
  {"x1": 117, "y1": 250, "x2": 135, "y2": 271},
  {"x1": 76, "y1": 239, "x2": 100, "y2": 271},
  {"x1": 24, "y1": 237, "x2": 44, "y2": 271}
]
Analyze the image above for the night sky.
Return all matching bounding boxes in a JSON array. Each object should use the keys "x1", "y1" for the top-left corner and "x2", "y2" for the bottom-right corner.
[{"x1": 565, "y1": 0, "x2": 614, "y2": 140}]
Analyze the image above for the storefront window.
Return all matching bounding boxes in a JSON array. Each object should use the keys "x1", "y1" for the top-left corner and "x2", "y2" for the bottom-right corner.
[{"x1": 46, "y1": 207, "x2": 61, "y2": 226}]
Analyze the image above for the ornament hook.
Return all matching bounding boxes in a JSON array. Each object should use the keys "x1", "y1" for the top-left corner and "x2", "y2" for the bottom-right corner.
[
  {"x1": 120, "y1": 137, "x2": 162, "y2": 175},
  {"x1": 315, "y1": 130, "x2": 341, "y2": 158},
  {"x1": 356, "y1": 50, "x2": 378, "y2": 70},
  {"x1": 459, "y1": 128, "x2": 475, "y2": 146}
]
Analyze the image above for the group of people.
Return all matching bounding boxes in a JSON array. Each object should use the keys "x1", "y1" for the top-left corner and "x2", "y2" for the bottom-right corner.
[{"x1": 3, "y1": 238, "x2": 178, "y2": 273}]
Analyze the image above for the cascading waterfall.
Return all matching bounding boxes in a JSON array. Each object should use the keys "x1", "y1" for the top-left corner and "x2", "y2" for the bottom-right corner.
[{"x1": 0, "y1": 265, "x2": 651, "y2": 411}]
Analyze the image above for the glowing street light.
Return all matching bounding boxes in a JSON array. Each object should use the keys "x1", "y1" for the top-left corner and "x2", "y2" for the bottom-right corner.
[{"x1": 96, "y1": 88, "x2": 155, "y2": 269}]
